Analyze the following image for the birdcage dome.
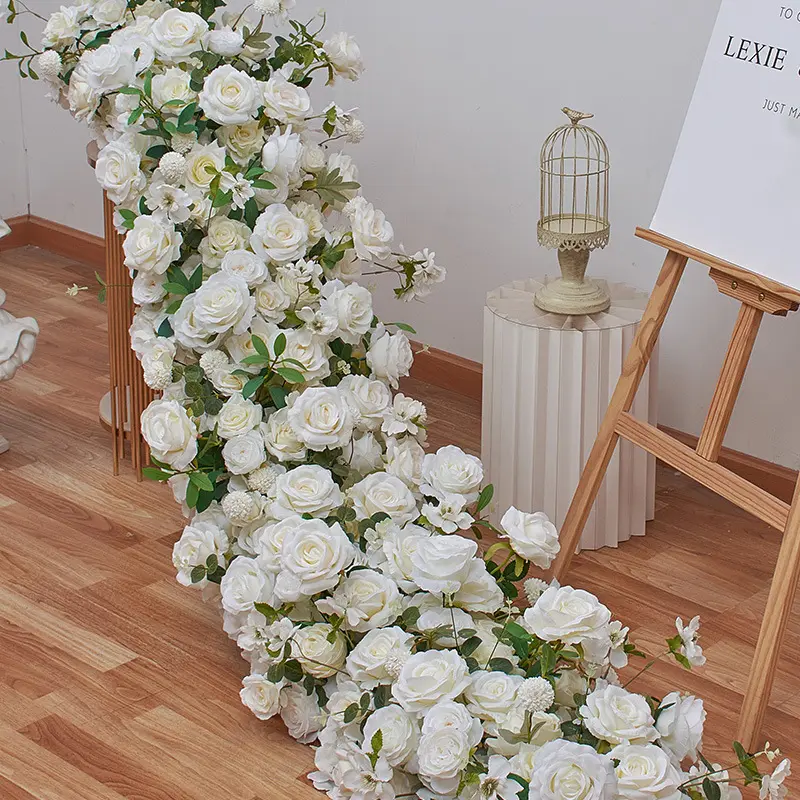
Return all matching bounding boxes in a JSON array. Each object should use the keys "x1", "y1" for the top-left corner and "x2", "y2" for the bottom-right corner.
[{"x1": 538, "y1": 108, "x2": 610, "y2": 252}]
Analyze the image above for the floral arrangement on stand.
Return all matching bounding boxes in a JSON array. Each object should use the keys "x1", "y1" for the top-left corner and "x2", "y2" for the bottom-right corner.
[{"x1": 2, "y1": 1, "x2": 792, "y2": 798}]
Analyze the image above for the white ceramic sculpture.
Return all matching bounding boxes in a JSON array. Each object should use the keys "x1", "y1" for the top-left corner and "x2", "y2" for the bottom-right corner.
[{"x1": 0, "y1": 220, "x2": 40, "y2": 453}]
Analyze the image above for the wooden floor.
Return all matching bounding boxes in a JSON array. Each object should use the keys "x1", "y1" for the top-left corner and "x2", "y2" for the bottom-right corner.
[{"x1": 0, "y1": 246, "x2": 797, "y2": 799}]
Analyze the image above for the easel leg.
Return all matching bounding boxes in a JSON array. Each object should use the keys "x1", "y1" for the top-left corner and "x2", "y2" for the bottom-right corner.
[
  {"x1": 550, "y1": 250, "x2": 688, "y2": 581},
  {"x1": 737, "y1": 475, "x2": 800, "y2": 749}
]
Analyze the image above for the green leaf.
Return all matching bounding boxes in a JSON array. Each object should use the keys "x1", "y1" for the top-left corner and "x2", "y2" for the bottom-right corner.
[
  {"x1": 460, "y1": 636, "x2": 482, "y2": 657},
  {"x1": 276, "y1": 367, "x2": 305, "y2": 384},
  {"x1": 177, "y1": 101, "x2": 197, "y2": 127},
  {"x1": 370, "y1": 729, "x2": 383, "y2": 756},
  {"x1": 163, "y1": 281, "x2": 190, "y2": 296},
  {"x1": 143, "y1": 70, "x2": 153, "y2": 97},
  {"x1": 241, "y1": 354, "x2": 270, "y2": 366},
  {"x1": 127, "y1": 106, "x2": 144, "y2": 125},
  {"x1": 342, "y1": 703, "x2": 359, "y2": 724},
  {"x1": 388, "y1": 321, "x2": 417, "y2": 334},
  {"x1": 476, "y1": 484, "x2": 494, "y2": 513},
  {"x1": 251, "y1": 178, "x2": 276, "y2": 190},
  {"x1": 254, "y1": 602, "x2": 279, "y2": 623},
  {"x1": 251, "y1": 335, "x2": 270, "y2": 357},
  {"x1": 190, "y1": 472, "x2": 215, "y2": 491},
  {"x1": 268, "y1": 385, "x2": 288, "y2": 409},
  {"x1": 702, "y1": 779, "x2": 721, "y2": 800},
  {"x1": 284, "y1": 659, "x2": 304, "y2": 682},
  {"x1": 373, "y1": 684, "x2": 391, "y2": 709},
  {"x1": 117, "y1": 86, "x2": 141, "y2": 95},
  {"x1": 242, "y1": 375, "x2": 265, "y2": 399},
  {"x1": 190, "y1": 565, "x2": 206, "y2": 583},
  {"x1": 146, "y1": 144, "x2": 170, "y2": 160},
  {"x1": 189, "y1": 265, "x2": 204, "y2": 292},
  {"x1": 267, "y1": 662, "x2": 284, "y2": 683},
  {"x1": 142, "y1": 466, "x2": 172, "y2": 482},
  {"x1": 185, "y1": 479, "x2": 199, "y2": 509},
  {"x1": 205, "y1": 553, "x2": 218, "y2": 572},
  {"x1": 488, "y1": 657, "x2": 514, "y2": 673},
  {"x1": 273, "y1": 332, "x2": 286, "y2": 357},
  {"x1": 156, "y1": 319, "x2": 174, "y2": 338}
]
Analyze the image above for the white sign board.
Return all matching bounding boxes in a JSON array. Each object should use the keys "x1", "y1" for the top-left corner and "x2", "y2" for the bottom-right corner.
[{"x1": 652, "y1": 0, "x2": 800, "y2": 290}]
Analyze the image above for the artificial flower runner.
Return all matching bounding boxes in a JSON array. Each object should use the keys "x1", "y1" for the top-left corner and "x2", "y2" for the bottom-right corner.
[{"x1": 2, "y1": 1, "x2": 792, "y2": 799}]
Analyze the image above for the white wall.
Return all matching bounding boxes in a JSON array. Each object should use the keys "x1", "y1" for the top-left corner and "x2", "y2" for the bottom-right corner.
[
  {"x1": 0, "y1": 25, "x2": 29, "y2": 220},
  {"x1": 9, "y1": 0, "x2": 800, "y2": 467}
]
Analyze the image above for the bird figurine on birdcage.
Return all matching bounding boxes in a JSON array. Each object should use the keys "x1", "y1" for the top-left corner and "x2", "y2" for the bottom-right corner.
[{"x1": 535, "y1": 107, "x2": 611, "y2": 315}]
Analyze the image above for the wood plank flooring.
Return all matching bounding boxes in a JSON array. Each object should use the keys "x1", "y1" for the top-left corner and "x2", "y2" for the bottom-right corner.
[{"x1": 0, "y1": 246, "x2": 797, "y2": 798}]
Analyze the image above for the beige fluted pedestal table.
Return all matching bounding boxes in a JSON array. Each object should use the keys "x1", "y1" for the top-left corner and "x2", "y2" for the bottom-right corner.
[{"x1": 481, "y1": 278, "x2": 658, "y2": 552}]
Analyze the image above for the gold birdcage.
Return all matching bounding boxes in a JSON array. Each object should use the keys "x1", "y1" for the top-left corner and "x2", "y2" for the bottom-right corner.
[{"x1": 534, "y1": 108, "x2": 611, "y2": 315}]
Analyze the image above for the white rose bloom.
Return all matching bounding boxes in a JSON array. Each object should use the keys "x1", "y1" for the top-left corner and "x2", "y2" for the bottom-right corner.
[
  {"x1": 655, "y1": 692, "x2": 705, "y2": 763},
  {"x1": 349, "y1": 196, "x2": 394, "y2": 262},
  {"x1": 452, "y1": 558, "x2": 504, "y2": 613},
  {"x1": 91, "y1": 0, "x2": 127, "y2": 26},
  {"x1": 78, "y1": 43, "x2": 135, "y2": 93},
  {"x1": 464, "y1": 670, "x2": 522, "y2": 723},
  {"x1": 300, "y1": 140, "x2": 326, "y2": 172},
  {"x1": 277, "y1": 327, "x2": 331, "y2": 382},
  {"x1": 255, "y1": 280, "x2": 290, "y2": 322},
  {"x1": 345, "y1": 626, "x2": 413, "y2": 688},
  {"x1": 272, "y1": 464, "x2": 343, "y2": 519},
  {"x1": 316, "y1": 568, "x2": 401, "y2": 632},
  {"x1": 410, "y1": 534, "x2": 477, "y2": 595},
  {"x1": 220, "y1": 249, "x2": 269, "y2": 287},
  {"x1": 123, "y1": 214, "x2": 182, "y2": 275},
  {"x1": 323, "y1": 32, "x2": 364, "y2": 80},
  {"x1": 343, "y1": 431, "x2": 384, "y2": 476},
  {"x1": 609, "y1": 743, "x2": 683, "y2": 800},
  {"x1": 172, "y1": 518, "x2": 229, "y2": 586},
  {"x1": 493, "y1": 710, "x2": 562, "y2": 756},
  {"x1": 132, "y1": 271, "x2": 167, "y2": 305},
  {"x1": 291, "y1": 201, "x2": 325, "y2": 243},
  {"x1": 341, "y1": 374, "x2": 391, "y2": 431},
  {"x1": 287, "y1": 387, "x2": 354, "y2": 451},
  {"x1": 172, "y1": 296, "x2": 223, "y2": 352},
  {"x1": 422, "y1": 699, "x2": 484, "y2": 745},
  {"x1": 95, "y1": 139, "x2": 145, "y2": 205},
  {"x1": 42, "y1": 5, "x2": 82, "y2": 47},
  {"x1": 367, "y1": 329, "x2": 413, "y2": 389},
  {"x1": 189, "y1": 271, "x2": 255, "y2": 336},
  {"x1": 527, "y1": 740, "x2": 617, "y2": 800},
  {"x1": 349, "y1": 472, "x2": 419, "y2": 526},
  {"x1": 291, "y1": 623, "x2": 348, "y2": 678},
  {"x1": 417, "y1": 727, "x2": 470, "y2": 796},
  {"x1": 251, "y1": 204, "x2": 309, "y2": 264},
  {"x1": 185, "y1": 141, "x2": 226, "y2": 190},
  {"x1": 421, "y1": 445, "x2": 484, "y2": 504},
  {"x1": 362, "y1": 705, "x2": 419, "y2": 768},
  {"x1": 141, "y1": 398, "x2": 197, "y2": 469},
  {"x1": 109, "y1": 18, "x2": 156, "y2": 72},
  {"x1": 416, "y1": 606, "x2": 473, "y2": 649},
  {"x1": 220, "y1": 555, "x2": 276, "y2": 614},
  {"x1": 261, "y1": 75, "x2": 312, "y2": 125},
  {"x1": 219, "y1": 121, "x2": 265, "y2": 165},
  {"x1": 204, "y1": 25, "x2": 244, "y2": 57},
  {"x1": 318, "y1": 280, "x2": 373, "y2": 343},
  {"x1": 391, "y1": 650, "x2": 471, "y2": 713},
  {"x1": 67, "y1": 71, "x2": 100, "y2": 122},
  {"x1": 274, "y1": 518, "x2": 355, "y2": 601},
  {"x1": 554, "y1": 669, "x2": 588, "y2": 709},
  {"x1": 471, "y1": 618, "x2": 518, "y2": 668},
  {"x1": 216, "y1": 394, "x2": 263, "y2": 439},
  {"x1": 151, "y1": 8, "x2": 209, "y2": 60},
  {"x1": 327, "y1": 151, "x2": 359, "y2": 188},
  {"x1": 198, "y1": 217, "x2": 252, "y2": 268},
  {"x1": 280, "y1": 684, "x2": 326, "y2": 744},
  {"x1": 524, "y1": 586, "x2": 611, "y2": 662},
  {"x1": 262, "y1": 409, "x2": 307, "y2": 462},
  {"x1": 222, "y1": 429, "x2": 266, "y2": 475},
  {"x1": 198, "y1": 64, "x2": 261, "y2": 125},
  {"x1": 151, "y1": 66, "x2": 194, "y2": 109},
  {"x1": 500, "y1": 507, "x2": 561, "y2": 569},
  {"x1": 240, "y1": 673, "x2": 282, "y2": 720},
  {"x1": 580, "y1": 683, "x2": 658, "y2": 746},
  {"x1": 385, "y1": 436, "x2": 425, "y2": 487},
  {"x1": 261, "y1": 125, "x2": 303, "y2": 181},
  {"x1": 250, "y1": 515, "x2": 296, "y2": 572}
]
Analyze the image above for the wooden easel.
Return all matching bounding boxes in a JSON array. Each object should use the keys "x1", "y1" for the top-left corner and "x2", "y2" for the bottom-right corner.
[{"x1": 550, "y1": 227, "x2": 800, "y2": 750}]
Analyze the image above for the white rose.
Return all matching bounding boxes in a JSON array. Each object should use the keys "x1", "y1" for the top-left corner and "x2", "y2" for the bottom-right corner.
[
  {"x1": 610, "y1": 743, "x2": 682, "y2": 800},
  {"x1": 554, "y1": 669, "x2": 588, "y2": 709},
  {"x1": 345, "y1": 626, "x2": 413, "y2": 688},
  {"x1": 527, "y1": 740, "x2": 616, "y2": 800},
  {"x1": 471, "y1": 618, "x2": 518, "y2": 668},
  {"x1": 132, "y1": 271, "x2": 167, "y2": 305},
  {"x1": 151, "y1": 66, "x2": 194, "y2": 109},
  {"x1": 198, "y1": 64, "x2": 261, "y2": 125},
  {"x1": 323, "y1": 32, "x2": 364, "y2": 80},
  {"x1": 421, "y1": 445, "x2": 484, "y2": 504},
  {"x1": 261, "y1": 75, "x2": 311, "y2": 125},
  {"x1": 220, "y1": 555, "x2": 275, "y2": 614},
  {"x1": 376, "y1": 523, "x2": 430, "y2": 592},
  {"x1": 422, "y1": 699, "x2": 484, "y2": 745},
  {"x1": 392, "y1": 650, "x2": 471, "y2": 713},
  {"x1": 274, "y1": 518, "x2": 355, "y2": 601},
  {"x1": 272, "y1": 464, "x2": 343, "y2": 519},
  {"x1": 220, "y1": 249, "x2": 268, "y2": 287},
  {"x1": 189, "y1": 271, "x2": 255, "y2": 335},
  {"x1": 452, "y1": 558, "x2": 504, "y2": 613},
  {"x1": 123, "y1": 214, "x2": 182, "y2": 275},
  {"x1": 78, "y1": 43, "x2": 135, "y2": 93},
  {"x1": 580, "y1": 683, "x2": 658, "y2": 746},
  {"x1": 417, "y1": 727, "x2": 471, "y2": 795},
  {"x1": 217, "y1": 394, "x2": 262, "y2": 439},
  {"x1": 300, "y1": 141, "x2": 326, "y2": 172},
  {"x1": 240, "y1": 673, "x2": 281, "y2": 720},
  {"x1": 349, "y1": 472, "x2": 418, "y2": 526},
  {"x1": 251, "y1": 204, "x2": 309, "y2": 264},
  {"x1": 524, "y1": 586, "x2": 611, "y2": 661},
  {"x1": 291, "y1": 201, "x2": 325, "y2": 243},
  {"x1": 199, "y1": 217, "x2": 252, "y2": 268},
  {"x1": 219, "y1": 121, "x2": 265, "y2": 165},
  {"x1": 500, "y1": 507, "x2": 561, "y2": 569},
  {"x1": 185, "y1": 141, "x2": 226, "y2": 190},
  {"x1": 42, "y1": 5, "x2": 82, "y2": 48},
  {"x1": 96, "y1": 139, "x2": 145, "y2": 205},
  {"x1": 318, "y1": 279, "x2": 373, "y2": 343},
  {"x1": 151, "y1": 9, "x2": 209, "y2": 60},
  {"x1": 464, "y1": 670, "x2": 522, "y2": 723},
  {"x1": 278, "y1": 327, "x2": 331, "y2": 382},
  {"x1": 110, "y1": 18, "x2": 155, "y2": 72},
  {"x1": 280, "y1": 684, "x2": 326, "y2": 743},
  {"x1": 172, "y1": 296, "x2": 223, "y2": 352},
  {"x1": 343, "y1": 431, "x2": 384, "y2": 476},
  {"x1": 204, "y1": 25, "x2": 244, "y2": 57},
  {"x1": 363, "y1": 705, "x2": 419, "y2": 768},
  {"x1": 261, "y1": 125, "x2": 303, "y2": 181},
  {"x1": 254, "y1": 280, "x2": 290, "y2": 322},
  {"x1": 67, "y1": 71, "x2": 100, "y2": 122},
  {"x1": 367, "y1": 329, "x2": 413, "y2": 389},
  {"x1": 262, "y1": 408, "x2": 307, "y2": 462},
  {"x1": 493, "y1": 710, "x2": 562, "y2": 756},
  {"x1": 327, "y1": 151, "x2": 359, "y2": 187},
  {"x1": 250, "y1": 515, "x2": 295, "y2": 571},
  {"x1": 655, "y1": 692, "x2": 705, "y2": 763},
  {"x1": 141, "y1": 398, "x2": 197, "y2": 469},
  {"x1": 291, "y1": 623, "x2": 347, "y2": 678},
  {"x1": 222, "y1": 430, "x2": 266, "y2": 475},
  {"x1": 316, "y1": 568, "x2": 401, "y2": 632},
  {"x1": 91, "y1": 0, "x2": 127, "y2": 26},
  {"x1": 287, "y1": 387, "x2": 354, "y2": 451},
  {"x1": 410, "y1": 534, "x2": 477, "y2": 595},
  {"x1": 385, "y1": 437, "x2": 425, "y2": 487},
  {"x1": 349, "y1": 196, "x2": 393, "y2": 262},
  {"x1": 172, "y1": 517, "x2": 228, "y2": 586},
  {"x1": 341, "y1": 374, "x2": 391, "y2": 431}
]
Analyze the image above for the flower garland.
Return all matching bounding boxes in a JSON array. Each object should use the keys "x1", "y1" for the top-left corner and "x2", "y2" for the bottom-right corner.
[{"x1": 2, "y1": 2, "x2": 791, "y2": 799}]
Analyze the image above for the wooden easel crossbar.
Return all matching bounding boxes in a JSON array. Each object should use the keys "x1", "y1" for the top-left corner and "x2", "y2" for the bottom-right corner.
[{"x1": 550, "y1": 227, "x2": 800, "y2": 749}]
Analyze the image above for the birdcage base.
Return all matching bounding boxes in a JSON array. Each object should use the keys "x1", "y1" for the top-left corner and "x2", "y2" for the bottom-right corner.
[{"x1": 534, "y1": 276, "x2": 611, "y2": 315}]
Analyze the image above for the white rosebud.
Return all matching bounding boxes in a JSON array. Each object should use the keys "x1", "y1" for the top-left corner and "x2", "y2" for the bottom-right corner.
[
  {"x1": 159, "y1": 151, "x2": 187, "y2": 184},
  {"x1": 35, "y1": 50, "x2": 62, "y2": 80}
]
